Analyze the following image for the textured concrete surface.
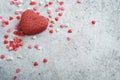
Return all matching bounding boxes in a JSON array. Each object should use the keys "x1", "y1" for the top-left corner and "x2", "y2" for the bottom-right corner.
[{"x1": 0, "y1": 0, "x2": 120, "y2": 80}]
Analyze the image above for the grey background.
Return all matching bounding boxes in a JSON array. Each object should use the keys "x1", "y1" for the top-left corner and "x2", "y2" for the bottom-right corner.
[{"x1": 0, "y1": 0, "x2": 120, "y2": 80}]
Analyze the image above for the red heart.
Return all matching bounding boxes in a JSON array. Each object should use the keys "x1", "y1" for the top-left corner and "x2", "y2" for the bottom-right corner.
[{"x1": 19, "y1": 9, "x2": 49, "y2": 35}]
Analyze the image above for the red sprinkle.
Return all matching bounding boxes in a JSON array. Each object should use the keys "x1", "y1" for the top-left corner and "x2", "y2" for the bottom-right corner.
[
  {"x1": 4, "y1": 34, "x2": 9, "y2": 39},
  {"x1": 9, "y1": 16, "x2": 14, "y2": 20},
  {"x1": 49, "y1": 1, "x2": 53, "y2": 5},
  {"x1": 0, "y1": 54, "x2": 6, "y2": 59},
  {"x1": 30, "y1": 1, "x2": 37, "y2": 5},
  {"x1": 49, "y1": 29, "x2": 54, "y2": 33},
  {"x1": 34, "y1": 61, "x2": 39, "y2": 66},
  {"x1": 4, "y1": 40, "x2": 8, "y2": 44},
  {"x1": 58, "y1": 12, "x2": 63, "y2": 16},
  {"x1": 59, "y1": 1, "x2": 64, "y2": 5},
  {"x1": 91, "y1": 20, "x2": 96, "y2": 24},
  {"x1": 16, "y1": 16, "x2": 21, "y2": 20},
  {"x1": 13, "y1": 75, "x2": 18, "y2": 80},
  {"x1": 16, "y1": 68, "x2": 21, "y2": 73},
  {"x1": 68, "y1": 29, "x2": 72, "y2": 33},
  {"x1": 55, "y1": 17, "x2": 59, "y2": 21},
  {"x1": 43, "y1": 58, "x2": 48, "y2": 63}
]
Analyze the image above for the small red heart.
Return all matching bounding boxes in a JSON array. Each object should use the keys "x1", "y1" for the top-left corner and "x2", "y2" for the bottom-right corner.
[{"x1": 19, "y1": 9, "x2": 49, "y2": 35}]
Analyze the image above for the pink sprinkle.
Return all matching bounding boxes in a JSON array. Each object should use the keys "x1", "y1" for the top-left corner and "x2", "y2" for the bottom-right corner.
[
  {"x1": 15, "y1": 23, "x2": 19, "y2": 30},
  {"x1": 49, "y1": 23, "x2": 54, "y2": 27},
  {"x1": 19, "y1": 41, "x2": 24, "y2": 46},
  {"x1": 7, "y1": 28, "x2": 12, "y2": 33},
  {"x1": 28, "y1": 45, "x2": 32, "y2": 49},
  {"x1": 0, "y1": 54, "x2": 6, "y2": 59},
  {"x1": 16, "y1": 68, "x2": 21, "y2": 73},
  {"x1": 47, "y1": 10, "x2": 52, "y2": 14},
  {"x1": 33, "y1": 6, "x2": 38, "y2": 11},
  {"x1": 1, "y1": 23, "x2": 6, "y2": 27},
  {"x1": 0, "y1": 16, "x2": 2, "y2": 19},
  {"x1": 10, "y1": 0, "x2": 15, "y2": 5},
  {"x1": 60, "y1": 24, "x2": 65, "y2": 28},
  {"x1": 16, "y1": 1, "x2": 22, "y2": 5},
  {"x1": 15, "y1": 11, "x2": 19, "y2": 15},
  {"x1": 77, "y1": 0, "x2": 81, "y2": 3},
  {"x1": 6, "y1": 45, "x2": 10, "y2": 49},
  {"x1": 55, "y1": 8, "x2": 60, "y2": 12},
  {"x1": 48, "y1": 14, "x2": 53, "y2": 18},
  {"x1": 60, "y1": 6, "x2": 65, "y2": 11},
  {"x1": 67, "y1": 37, "x2": 71, "y2": 41},
  {"x1": 13, "y1": 75, "x2": 18, "y2": 80},
  {"x1": 34, "y1": 44, "x2": 39, "y2": 49}
]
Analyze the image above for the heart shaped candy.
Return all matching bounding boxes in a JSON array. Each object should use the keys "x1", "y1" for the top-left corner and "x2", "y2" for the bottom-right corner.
[{"x1": 19, "y1": 9, "x2": 49, "y2": 35}]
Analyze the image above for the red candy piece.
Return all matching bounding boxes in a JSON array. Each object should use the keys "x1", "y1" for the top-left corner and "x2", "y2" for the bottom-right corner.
[
  {"x1": 43, "y1": 58, "x2": 48, "y2": 63},
  {"x1": 9, "y1": 16, "x2": 14, "y2": 20},
  {"x1": 0, "y1": 54, "x2": 6, "y2": 59},
  {"x1": 92, "y1": 20, "x2": 96, "y2": 24},
  {"x1": 4, "y1": 40, "x2": 8, "y2": 44},
  {"x1": 68, "y1": 29, "x2": 72, "y2": 33},
  {"x1": 30, "y1": 1, "x2": 36, "y2": 5},
  {"x1": 4, "y1": 34, "x2": 9, "y2": 39},
  {"x1": 34, "y1": 61, "x2": 39, "y2": 66},
  {"x1": 19, "y1": 10, "x2": 49, "y2": 35}
]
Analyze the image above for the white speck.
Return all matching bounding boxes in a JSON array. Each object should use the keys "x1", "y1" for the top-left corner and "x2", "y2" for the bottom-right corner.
[
  {"x1": 65, "y1": 23, "x2": 69, "y2": 27},
  {"x1": 50, "y1": 19, "x2": 56, "y2": 24},
  {"x1": 32, "y1": 36, "x2": 37, "y2": 40},
  {"x1": 6, "y1": 56, "x2": 14, "y2": 61},
  {"x1": 55, "y1": 28, "x2": 60, "y2": 32},
  {"x1": 39, "y1": 1, "x2": 44, "y2": 6},
  {"x1": 17, "y1": 55, "x2": 23, "y2": 59},
  {"x1": 45, "y1": 0, "x2": 50, "y2": 3}
]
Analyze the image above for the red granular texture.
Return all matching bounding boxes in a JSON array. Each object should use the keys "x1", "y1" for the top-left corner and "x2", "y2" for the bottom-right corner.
[
  {"x1": 19, "y1": 9, "x2": 49, "y2": 35},
  {"x1": 30, "y1": 1, "x2": 37, "y2": 5},
  {"x1": 34, "y1": 61, "x2": 39, "y2": 66},
  {"x1": 43, "y1": 58, "x2": 48, "y2": 63}
]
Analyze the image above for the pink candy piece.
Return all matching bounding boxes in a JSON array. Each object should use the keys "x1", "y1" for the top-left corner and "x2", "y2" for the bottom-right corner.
[
  {"x1": 47, "y1": 10, "x2": 52, "y2": 14},
  {"x1": 0, "y1": 16, "x2": 2, "y2": 19},
  {"x1": 10, "y1": 0, "x2": 15, "y2": 5},
  {"x1": 16, "y1": 68, "x2": 21, "y2": 73},
  {"x1": 15, "y1": 23, "x2": 19, "y2": 30},
  {"x1": 67, "y1": 37, "x2": 71, "y2": 41},
  {"x1": 60, "y1": 24, "x2": 65, "y2": 28},
  {"x1": 28, "y1": 45, "x2": 32, "y2": 49},
  {"x1": 13, "y1": 75, "x2": 18, "y2": 80},
  {"x1": 48, "y1": 14, "x2": 53, "y2": 18},
  {"x1": 0, "y1": 54, "x2": 6, "y2": 59},
  {"x1": 7, "y1": 28, "x2": 12, "y2": 33},
  {"x1": 49, "y1": 23, "x2": 54, "y2": 27},
  {"x1": 33, "y1": 6, "x2": 38, "y2": 11},
  {"x1": 34, "y1": 44, "x2": 39, "y2": 49},
  {"x1": 1, "y1": 23, "x2": 6, "y2": 27},
  {"x1": 77, "y1": 0, "x2": 81, "y2": 3},
  {"x1": 55, "y1": 8, "x2": 60, "y2": 12},
  {"x1": 60, "y1": 6, "x2": 65, "y2": 11}
]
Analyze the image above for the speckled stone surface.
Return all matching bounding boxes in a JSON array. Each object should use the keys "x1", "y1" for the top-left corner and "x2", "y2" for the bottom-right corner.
[{"x1": 0, "y1": 0, "x2": 120, "y2": 80}]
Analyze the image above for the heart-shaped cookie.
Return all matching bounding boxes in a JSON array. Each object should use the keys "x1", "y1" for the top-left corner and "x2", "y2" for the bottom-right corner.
[{"x1": 19, "y1": 9, "x2": 49, "y2": 35}]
